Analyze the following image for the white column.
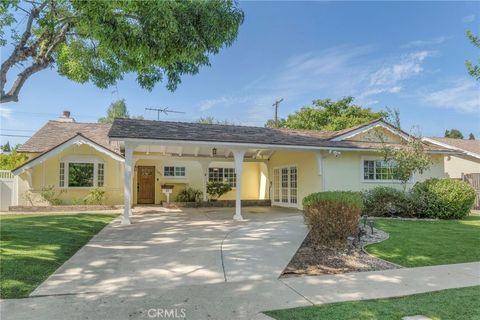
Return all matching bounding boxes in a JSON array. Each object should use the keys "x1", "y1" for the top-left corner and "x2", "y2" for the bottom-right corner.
[
  {"x1": 232, "y1": 149, "x2": 246, "y2": 221},
  {"x1": 122, "y1": 142, "x2": 133, "y2": 225},
  {"x1": 198, "y1": 160, "x2": 210, "y2": 202}
]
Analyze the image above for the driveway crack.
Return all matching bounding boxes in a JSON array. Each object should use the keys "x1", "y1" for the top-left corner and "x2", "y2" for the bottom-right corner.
[
  {"x1": 278, "y1": 279, "x2": 315, "y2": 306},
  {"x1": 220, "y1": 226, "x2": 242, "y2": 283}
]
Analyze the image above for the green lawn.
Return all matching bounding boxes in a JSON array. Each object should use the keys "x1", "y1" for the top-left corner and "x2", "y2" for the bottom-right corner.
[
  {"x1": 265, "y1": 286, "x2": 480, "y2": 320},
  {"x1": 0, "y1": 213, "x2": 117, "y2": 299},
  {"x1": 365, "y1": 216, "x2": 480, "y2": 267}
]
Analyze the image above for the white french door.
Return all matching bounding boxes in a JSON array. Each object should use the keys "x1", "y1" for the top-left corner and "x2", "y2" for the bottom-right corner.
[{"x1": 272, "y1": 165, "x2": 297, "y2": 207}]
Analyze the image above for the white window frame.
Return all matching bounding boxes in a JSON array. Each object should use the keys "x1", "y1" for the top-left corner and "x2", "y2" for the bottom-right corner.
[
  {"x1": 60, "y1": 155, "x2": 105, "y2": 189},
  {"x1": 208, "y1": 167, "x2": 236, "y2": 187},
  {"x1": 272, "y1": 165, "x2": 298, "y2": 207},
  {"x1": 360, "y1": 156, "x2": 402, "y2": 183},
  {"x1": 163, "y1": 166, "x2": 186, "y2": 178}
]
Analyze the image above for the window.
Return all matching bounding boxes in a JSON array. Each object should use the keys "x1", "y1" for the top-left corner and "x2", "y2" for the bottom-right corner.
[
  {"x1": 68, "y1": 163, "x2": 94, "y2": 187},
  {"x1": 97, "y1": 163, "x2": 104, "y2": 187},
  {"x1": 208, "y1": 167, "x2": 236, "y2": 186},
  {"x1": 363, "y1": 159, "x2": 396, "y2": 181},
  {"x1": 59, "y1": 157, "x2": 105, "y2": 188},
  {"x1": 164, "y1": 166, "x2": 185, "y2": 177},
  {"x1": 59, "y1": 162, "x2": 65, "y2": 187}
]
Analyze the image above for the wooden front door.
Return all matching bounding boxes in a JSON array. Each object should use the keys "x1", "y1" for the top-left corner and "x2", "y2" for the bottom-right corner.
[{"x1": 137, "y1": 166, "x2": 155, "y2": 204}]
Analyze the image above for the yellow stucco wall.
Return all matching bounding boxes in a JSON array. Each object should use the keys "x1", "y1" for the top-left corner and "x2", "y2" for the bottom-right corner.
[
  {"x1": 443, "y1": 156, "x2": 480, "y2": 179},
  {"x1": 268, "y1": 150, "x2": 322, "y2": 209},
  {"x1": 133, "y1": 157, "x2": 262, "y2": 204},
  {"x1": 18, "y1": 144, "x2": 124, "y2": 205},
  {"x1": 323, "y1": 151, "x2": 446, "y2": 192}
]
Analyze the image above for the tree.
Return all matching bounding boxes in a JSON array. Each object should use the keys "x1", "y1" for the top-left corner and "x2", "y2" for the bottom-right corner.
[
  {"x1": 444, "y1": 129, "x2": 464, "y2": 139},
  {"x1": 466, "y1": 30, "x2": 480, "y2": 81},
  {"x1": 98, "y1": 99, "x2": 142, "y2": 123},
  {"x1": 0, "y1": 1, "x2": 244, "y2": 103},
  {"x1": 469, "y1": 133, "x2": 476, "y2": 140},
  {"x1": 0, "y1": 145, "x2": 28, "y2": 170},
  {"x1": 1, "y1": 141, "x2": 11, "y2": 152},
  {"x1": 265, "y1": 97, "x2": 386, "y2": 131},
  {"x1": 379, "y1": 111, "x2": 432, "y2": 190},
  {"x1": 197, "y1": 117, "x2": 236, "y2": 125}
]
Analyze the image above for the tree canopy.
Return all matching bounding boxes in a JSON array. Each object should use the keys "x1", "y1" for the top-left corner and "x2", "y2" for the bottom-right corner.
[
  {"x1": 1, "y1": 0, "x2": 244, "y2": 103},
  {"x1": 196, "y1": 117, "x2": 236, "y2": 125},
  {"x1": 444, "y1": 129, "x2": 464, "y2": 139},
  {"x1": 466, "y1": 30, "x2": 480, "y2": 81},
  {"x1": 265, "y1": 97, "x2": 386, "y2": 131},
  {"x1": 0, "y1": 145, "x2": 28, "y2": 170},
  {"x1": 98, "y1": 99, "x2": 142, "y2": 124}
]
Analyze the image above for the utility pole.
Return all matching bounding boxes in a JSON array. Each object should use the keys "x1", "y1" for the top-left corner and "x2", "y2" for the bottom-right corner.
[
  {"x1": 272, "y1": 98, "x2": 284, "y2": 128},
  {"x1": 145, "y1": 107, "x2": 185, "y2": 120}
]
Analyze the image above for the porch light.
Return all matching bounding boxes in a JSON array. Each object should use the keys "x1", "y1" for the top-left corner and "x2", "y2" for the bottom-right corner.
[{"x1": 212, "y1": 147, "x2": 217, "y2": 156}]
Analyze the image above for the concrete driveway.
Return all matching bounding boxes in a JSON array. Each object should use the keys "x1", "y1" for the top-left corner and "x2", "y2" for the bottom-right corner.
[{"x1": 31, "y1": 206, "x2": 307, "y2": 296}]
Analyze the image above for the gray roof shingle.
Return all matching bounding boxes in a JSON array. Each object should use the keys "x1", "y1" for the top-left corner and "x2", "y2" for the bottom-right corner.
[{"x1": 427, "y1": 137, "x2": 480, "y2": 156}]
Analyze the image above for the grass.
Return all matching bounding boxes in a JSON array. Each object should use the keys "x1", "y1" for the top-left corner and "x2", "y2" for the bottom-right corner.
[
  {"x1": 265, "y1": 286, "x2": 480, "y2": 320},
  {"x1": 0, "y1": 213, "x2": 117, "y2": 299},
  {"x1": 365, "y1": 216, "x2": 480, "y2": 267}
]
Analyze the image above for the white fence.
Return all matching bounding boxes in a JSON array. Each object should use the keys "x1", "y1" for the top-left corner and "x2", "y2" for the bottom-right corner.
[{"x1": 0, "y1": 170, "x2": 17, "y2": 211}]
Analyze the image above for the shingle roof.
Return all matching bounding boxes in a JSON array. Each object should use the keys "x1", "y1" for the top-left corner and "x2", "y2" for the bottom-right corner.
[
  {"x1": 427, "y1": 137, "x2": 480, "y2": 156},
  {"x1": 108, "y1": 118, "x2": 454, "y2": 153},
  {"x1": 18, "y1": 121, "x2": 121, "y2": 154}
]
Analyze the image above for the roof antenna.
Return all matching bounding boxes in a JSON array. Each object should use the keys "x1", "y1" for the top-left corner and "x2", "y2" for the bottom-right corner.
[
  {"x1": 145, "y1": 107, "x2": 186, "y2": 120},
  {"x1": 272, "y1": 98, "x2": 284, "y2": 128}
]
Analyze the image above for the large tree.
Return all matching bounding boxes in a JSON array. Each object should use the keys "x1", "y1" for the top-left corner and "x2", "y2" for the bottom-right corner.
[
  {"x1": 466, "y1": 30, "x2": 480, "y2": 81},
  {"x1": 0, "y1": 0, "x2": 244, "y2": 103},
  {"x1": 444, "y1": 129, "x2": 464, "y2": 139},
  {"x1": 265, "y1": 97, "x2": 386, "y2": 131},
  {"x1": 98, "y1": 99, "x2": 142, "y2": 124}
]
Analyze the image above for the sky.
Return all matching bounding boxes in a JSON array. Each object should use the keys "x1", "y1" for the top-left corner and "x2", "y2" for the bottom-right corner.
[{"x1": 1, "y1": 1, "x2": 479, "y2": 146}]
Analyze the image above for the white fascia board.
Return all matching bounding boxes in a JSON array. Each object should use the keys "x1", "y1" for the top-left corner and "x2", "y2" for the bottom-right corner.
[
  {"x1": 111, "y1": 137, "x2": 456, "y2": 155},
  {"x1": 331, "y1": 122, "x2": 412, "y2": 142},
  {"x1": 12, "y1": 135, "x2": 124, "y2": 175}
]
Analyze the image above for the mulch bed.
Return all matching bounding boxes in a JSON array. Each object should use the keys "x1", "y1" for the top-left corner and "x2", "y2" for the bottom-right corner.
[{"x1": 282, "y1": 227, "x2": 399, "y2": 277}]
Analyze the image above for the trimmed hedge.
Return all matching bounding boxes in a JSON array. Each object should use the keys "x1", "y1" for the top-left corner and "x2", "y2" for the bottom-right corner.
[
  {"x1": 302, "y1": 191, "x2": 362, "y2": 247},
  {"x1": 362, "y1": 187, "x2": 413, "y2": 217},
  {"x1": 411, "y1": 178, "x2": 476, "y2": 219}
]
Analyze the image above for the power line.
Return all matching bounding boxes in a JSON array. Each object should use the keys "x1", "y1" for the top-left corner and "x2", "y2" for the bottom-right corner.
[
  {"x1": 0, "y1": 128, "x2": 36, "y2": 132},
  {"x1": 0, "y1": 134, "x2": 31, "y2": 138}
]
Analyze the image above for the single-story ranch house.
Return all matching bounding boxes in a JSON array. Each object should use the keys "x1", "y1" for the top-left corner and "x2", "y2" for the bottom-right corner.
[{"x1": 13, "y1": 112, "x2": 459, "y2": 224}]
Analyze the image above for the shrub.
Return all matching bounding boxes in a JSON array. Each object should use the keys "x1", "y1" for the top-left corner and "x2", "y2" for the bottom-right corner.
[
  {"x1": 206, "y1": 182, "x2": 232, "y2": 201},
  {"x1": 302, "y1": 191, "x2": 362, "y2": 247},
  {"x1": 40, "y1": 186, "x2": 64, "y2": 205},
  {"x1": 411, "y1": 178, "x2": 476, "y2": 219},
  {"x1": 175, "y1": 187, "x2": 203, "y2": 202},
  {"x1": 83, "y1": 187, "x2": 106, "y2": 205},
  {"x1": 362, "y1": 186, "x2": 413, "y2": 217}
]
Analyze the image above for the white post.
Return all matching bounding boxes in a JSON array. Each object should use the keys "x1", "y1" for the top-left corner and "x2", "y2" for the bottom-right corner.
[
  {"x1": 199, "y1": 160, "x2": 210, "y2": 202},
  {"x1": 232, "y1": 149, "x2": 246, "y2": 221},
  {"x1": 122, "y1": 142, "x2": 133, "y2": 225}
]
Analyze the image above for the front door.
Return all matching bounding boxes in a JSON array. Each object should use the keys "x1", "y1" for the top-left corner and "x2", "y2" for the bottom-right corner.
[
  {"x1": 137, "y1": 166, "x2": 155, "y2": 204},
  {"x1": 272, "y1": 166, "x2": 297, "y2": 207}
]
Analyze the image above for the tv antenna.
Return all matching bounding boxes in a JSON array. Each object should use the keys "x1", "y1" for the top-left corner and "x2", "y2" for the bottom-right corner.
[
  {"x1": 145, "y1": 107, "x2": 186, "y2": 120},
  {"x1": 272, "y1": 98, "x2": 284, "y2": 128}
]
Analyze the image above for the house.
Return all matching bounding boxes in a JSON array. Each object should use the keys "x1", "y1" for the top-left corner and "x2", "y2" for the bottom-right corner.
[
  {"x1": 12, "y1": 112, "x2": 456, "y2": 224},
  {"x1": 422, "y1": 137, "x2": 480, "y2": 179}
]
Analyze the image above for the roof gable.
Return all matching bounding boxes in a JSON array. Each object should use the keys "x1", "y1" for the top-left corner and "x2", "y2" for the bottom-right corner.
[
  {"x1": 329, "y1": 119, "x2": 412, "y2": 142},
  {"x1": 12, "y1": 134, "x2": 124, "y2": 175}
]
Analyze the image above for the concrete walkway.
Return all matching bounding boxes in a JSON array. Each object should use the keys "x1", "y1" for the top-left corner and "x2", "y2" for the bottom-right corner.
[
  {"x1": 2, "y1": 262, "x2": 479, "y2": 320},
  {"x1": 30, "y1": 207, "x2": 307, "y2": 296}
]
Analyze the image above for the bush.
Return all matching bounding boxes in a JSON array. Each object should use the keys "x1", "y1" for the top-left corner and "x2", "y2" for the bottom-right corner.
[
  {"x1": 302, "y1": 191, "x2": 362, "y2": 247},
  {"x1": 83, "y1": 187, "x2": 106, "y2": 205},
  {"x1": 40, "y1": 186, "x2": 64, "y2": 205},
  {"x1": 362, "y1": 186, "x2": 413, "y2": 217},
  {"x1": 175, "y1": 187, "x2": 203, "y2": 202},
  {"x1": 411, "y1": 178, "x2": 476, "y2": 219},
  {"x1": 206, "y1": 182, "x2": 232, "y2": 201}
]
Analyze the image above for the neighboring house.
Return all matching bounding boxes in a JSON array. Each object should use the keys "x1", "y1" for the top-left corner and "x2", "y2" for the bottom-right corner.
[
  {"x1": 13, "y1": 113, "x2": 455, "y2": 224},
  {"x1": 422, "y1": 137, "x2": 480, "y2": 179}
]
